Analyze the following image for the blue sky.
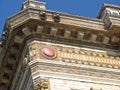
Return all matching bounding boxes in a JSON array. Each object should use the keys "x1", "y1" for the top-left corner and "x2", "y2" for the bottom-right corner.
[{"x1": 0, "y1": 0, "x2": 120, "y2": 35}]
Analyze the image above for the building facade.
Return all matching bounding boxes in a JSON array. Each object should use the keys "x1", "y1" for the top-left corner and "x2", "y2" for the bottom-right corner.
[{"x1": 0, "y1": 0, "x2": 120, "y2": 90}]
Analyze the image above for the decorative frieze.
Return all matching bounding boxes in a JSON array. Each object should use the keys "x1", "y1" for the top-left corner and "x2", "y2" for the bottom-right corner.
[
  {"x1": 58, "y1": 52, "x2": 120, "y2": 66},
  {"x1": 28, "y1": 41, "x2": 120, "y2": 69}
]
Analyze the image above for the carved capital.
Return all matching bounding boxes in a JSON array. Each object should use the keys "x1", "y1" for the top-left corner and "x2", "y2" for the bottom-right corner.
[{"x1": 34, "y1": 79, "x2": 49, "y2": 90}]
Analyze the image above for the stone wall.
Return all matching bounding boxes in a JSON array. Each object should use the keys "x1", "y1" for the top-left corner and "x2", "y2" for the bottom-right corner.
[{"x1": 50, "y1": 78, "x2": 120, "y2": 90}]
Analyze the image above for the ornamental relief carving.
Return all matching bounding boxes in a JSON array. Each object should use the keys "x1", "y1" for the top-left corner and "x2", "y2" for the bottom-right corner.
[
  {"x1": 34, "y1": 79, "x2": 50, "y2": 90},
  {"x1": 28, "y1": 42, "x2": 120, "y2": 69}
]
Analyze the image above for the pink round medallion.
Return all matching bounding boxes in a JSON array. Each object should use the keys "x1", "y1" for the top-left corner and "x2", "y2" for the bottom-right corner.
[{"x1": 42, "y1": 48, "x2": 55, "y2": 57}]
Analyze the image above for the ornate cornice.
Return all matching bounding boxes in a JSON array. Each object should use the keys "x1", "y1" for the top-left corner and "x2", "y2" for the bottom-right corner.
[
  {"x1": 7, "y1": 8, "x2": 104, "y2": 30},
  {"x1": 0, "y1": 2, "x2": 120, "y2": 90}
]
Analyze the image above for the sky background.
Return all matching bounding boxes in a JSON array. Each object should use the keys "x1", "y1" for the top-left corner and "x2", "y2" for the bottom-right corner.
[{"x1": 0, "y1": 0, "x2": 120, "y2": 35}]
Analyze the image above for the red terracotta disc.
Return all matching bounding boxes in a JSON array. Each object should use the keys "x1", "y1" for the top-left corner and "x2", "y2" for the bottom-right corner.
[{"x1": 42, "y1": 48, "x2": 55, "y2": 57}]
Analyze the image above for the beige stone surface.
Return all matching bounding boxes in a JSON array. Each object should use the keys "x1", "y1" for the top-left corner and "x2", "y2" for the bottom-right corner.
[{"x1": 49, "y1": 78, "x2": 120, "y2": 90}]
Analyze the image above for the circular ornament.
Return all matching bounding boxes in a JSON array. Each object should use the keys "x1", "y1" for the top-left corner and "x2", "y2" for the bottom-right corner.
[{"x1": 41, "y1": 47, "x2": 57, "y2": 59}]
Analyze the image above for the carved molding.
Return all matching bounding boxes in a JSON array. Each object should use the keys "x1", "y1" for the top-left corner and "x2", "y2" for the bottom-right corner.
[{"x1": 31, "y1": 64, "x2": 120, "y2": 81}]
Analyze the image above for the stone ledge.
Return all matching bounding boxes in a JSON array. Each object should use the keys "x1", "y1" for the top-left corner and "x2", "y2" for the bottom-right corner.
[{"x1": 31, "y1": 69, "x2": 120, "y2": 86}]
